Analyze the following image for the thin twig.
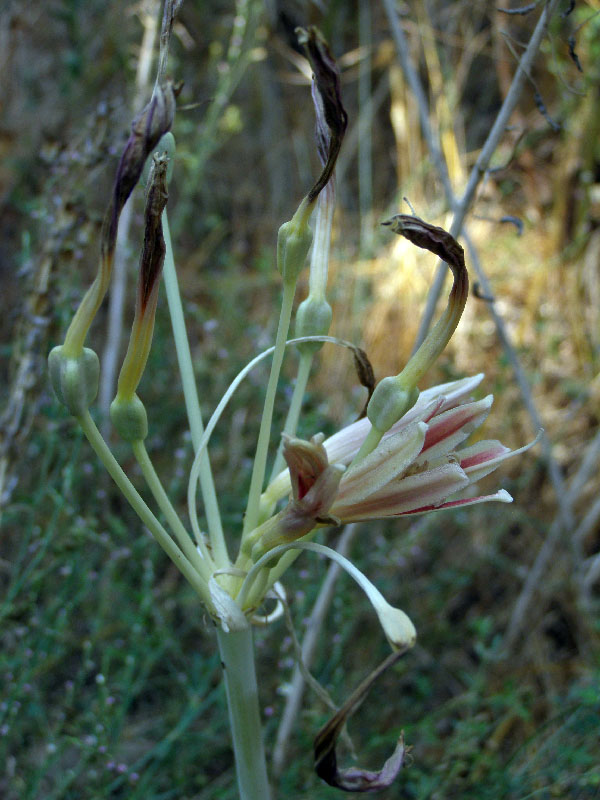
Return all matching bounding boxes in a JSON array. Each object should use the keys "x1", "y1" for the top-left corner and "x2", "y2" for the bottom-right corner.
[
  {"x1": 583, "y1": 552, "x2": 600, "y2": 600},
  {"x1": 463, "y1": 229, "x2": 575, "y2": 541},
  {"x1": 380, "y1": 0, "x2": 453, "y2": 201},
  {"x1": 462, "y1": 231, "x2": 581, "y2": 648},
  {"x1": 502, "y1": 427, "x2": 600, "y2": 651},
  {"x1": 154, "y1": 0, "x2": 183, "y2": 93},
  {"x1": 335, "y1": 70, "x2": 390, "y2": 189},
  {"x1": 497, "y1": 3, "x2": 539, "y2": 16},
  {"x1": 380, "y1": 0, "x2": 559, "y2": 349},
  {"x1": 358, "y1": 0, "x2": 374, "y2": 254}
]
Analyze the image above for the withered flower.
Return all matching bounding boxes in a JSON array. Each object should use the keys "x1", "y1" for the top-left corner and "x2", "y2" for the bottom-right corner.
[
  {"x1": 315, "y1": 650, "x2": 408, "y2": 792},
  {"x1": 297, "y1": 26, "x2": 348, "y2": 205},
  {"x1": 110, "y1": 152, "x2": 169, "y2": 442},
  {"x1": 115, "y1": 152, "x2": 169, "y2": 404},
  {"x1": 62, "y1": 82, "x2": 178, "y2": 358}
]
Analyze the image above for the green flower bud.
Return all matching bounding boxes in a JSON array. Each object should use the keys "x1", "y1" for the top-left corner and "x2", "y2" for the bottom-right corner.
[
  {"x1": 295, "y1": 296, "x2": 332, "y2": 354},
  {"x1": 367, "y1": 376, "x2": 419, "y2": 434},
  {"x1": 48, "y1": 345, "x2": 99, "y2": 417},
  {"x1": 110, "y1": 394, "x2": 148, "y2": 442},
  {"x1": 277, "y1": 219, "x2": 313, "y2": 285}
]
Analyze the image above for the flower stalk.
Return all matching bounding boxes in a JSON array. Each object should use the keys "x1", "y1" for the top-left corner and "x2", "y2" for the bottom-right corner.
[
  {"x1": 216, "y1": 627, "x2": 272, "y2": 800},
  {"x1": 162, "y1": 207, "x2": 229, "y2": 565},
  {"x1": 47, "y1": 14, "x2": 541, "y2": 797}
]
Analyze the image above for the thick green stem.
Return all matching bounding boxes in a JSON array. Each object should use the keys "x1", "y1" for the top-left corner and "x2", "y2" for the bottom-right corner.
[
  {"x1": 242, "y1": 280, "x2": 296, "y2": 538},
  {"x1": 162, "y1": 211, "x2": 229, "y2": 568},
  {"x1": 216, "y1": 627, "x2": 271, "y2": 800}
]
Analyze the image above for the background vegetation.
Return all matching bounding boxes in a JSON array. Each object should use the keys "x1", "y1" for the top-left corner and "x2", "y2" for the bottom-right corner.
[{"x1": 1, "y1": 1, "x2": 599, "y2": 798}]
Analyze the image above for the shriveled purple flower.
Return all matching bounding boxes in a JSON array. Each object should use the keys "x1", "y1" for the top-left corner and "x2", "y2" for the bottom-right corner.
[{"x1": 297, "y1": 26, "x2": 348, "y2": 204}]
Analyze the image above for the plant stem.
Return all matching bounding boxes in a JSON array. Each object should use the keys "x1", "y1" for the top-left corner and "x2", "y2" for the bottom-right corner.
[
  {"x1": 162, "y1": 210, "x2": 229, "y2": 568},
  {"x1": 269, "y1": 349, "x2": 313, "y2": 480},
  {"x1": 350, "y1": 424, "x2": 382, "y2": 466},
  {"x1": 216, "y1": 626, "x2": 271, "y2": 800},
  {"x1": 76, "y1": 410, "x2": 212, "y2": 606},
  {"x1": 131, "y1": 439, "x2": 213, "y2": 578},
  {"x1": 242, "y1": 280, "x2": 296, "y2": 538},
  {"x1": 273, "y1": 524, "x2": 359, "y2": 775}
]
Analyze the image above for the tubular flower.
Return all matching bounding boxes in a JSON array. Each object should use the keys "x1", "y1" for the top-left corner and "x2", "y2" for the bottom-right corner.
[
  {"x1": 248, "y1": 434, "x2": 345, "y2": 559},
  {"x1": 262, "y1": 374, "x2": 533, "y2": 526}
]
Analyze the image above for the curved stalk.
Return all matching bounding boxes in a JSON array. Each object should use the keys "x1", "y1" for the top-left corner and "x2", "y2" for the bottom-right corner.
[
  {"x1": 162, "y1": 211, "x2": 229, "y2": 568},
  {"x1": 242, "y1": 280, "x2": 296, "y2": 538},
  {"x1": 131, "y1": 439, "x2": 213, "y2": 578},
  {"x1": 76, "y1": 410, "x2": 212, "y2": 607}
]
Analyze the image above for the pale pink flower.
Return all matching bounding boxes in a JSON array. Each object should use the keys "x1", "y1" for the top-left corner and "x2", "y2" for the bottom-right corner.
[{"x1": 265, "y1": 375, "x2": 533, "y2": 526}]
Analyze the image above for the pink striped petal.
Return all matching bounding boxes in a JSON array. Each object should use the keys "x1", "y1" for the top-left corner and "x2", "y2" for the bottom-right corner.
[
  {"x1": 416, "y1": 395, "x2": 493, "y2": 464},
  {"x1": 398, "y1": 488, "x2": 513, "y2": 516},
  {"x1": 333, "y1": 462, "x2": 469, "y2": 521},
  {"x1": 322, "y1": 375, "x2": 485, "y2": 466},
  {"x1": 322, "y1": 416, "x2": 371, "y2": 464},
  {"x1": 460, "y1": 433, "x2": 540, "y2": 482},
  {"x1": 338, "y1": 422, "x2": 427, "y2": 504},
  {"x1": 324, "y1": 400, "x2": 435, "y2": 466}
]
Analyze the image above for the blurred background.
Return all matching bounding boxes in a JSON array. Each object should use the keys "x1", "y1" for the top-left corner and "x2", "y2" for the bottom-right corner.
[{"x1": 1, "y1": 1, "x2": 599, "y2": 797}]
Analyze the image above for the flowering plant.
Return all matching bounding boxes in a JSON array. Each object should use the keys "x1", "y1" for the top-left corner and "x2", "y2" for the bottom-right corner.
[{"x1": 48, "y1": 14, "x2": 535, "y2": 798}]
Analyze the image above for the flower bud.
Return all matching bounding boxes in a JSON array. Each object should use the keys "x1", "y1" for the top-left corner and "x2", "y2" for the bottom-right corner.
[
  {"x1": 367, "y1": 376, "x2": 419, "y2": 434},
  {"x1": 250, "y1": 462, "x2": 344, "y2": 562},
  {"x1": 295, "y1": 296, "x2": 332, "y2": 355},
  {"x1": 48, "y1": 345, "x2": 99, "y2": 417},
  {"x1": 115, "y1": 151, "x2": 169, "y2": 404},
  {"x1": 381, "y1": 214, "x2": 469, "y2": 395},
  {"x1": 61, "y1": 85, "x2": 178, "y2": 359},
  {"x1": 371, "y1": 597, "x2": 416, "y2": 650},
  {"x1": 277, "y1": 217, "x2": 313, "y2": 285},
  {"x1": 110, "y1": 394, "x2": 148, "y2": 442},
  {"x1": 297, "y1": 27, "x2": 347, "y2": 205}
]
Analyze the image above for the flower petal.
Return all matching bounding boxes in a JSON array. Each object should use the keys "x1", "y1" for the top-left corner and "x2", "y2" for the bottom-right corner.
[
  {"x1": 459, "y1": 432, "x2": 541, "y2": 482},
  {"x1": 322, "y1": 416, "x2": 371, "y2": 464},
  {"x1": 401, "y1": 488, "x2": 514, "y2": 515},
  {"x1": 416, "y1": 395, "x2": 493, "y2": 464},
  {"x1": 338, "y1": 421, "x2": 427, "y2": 505},
  {"x1": 262, "y1": 375, "x2": 489, "y2": 507},
  {"x1": 333, "y1": 461, "x2": 469, "y2": 520},
  {"x1": 323, "y1": 397, "x2": 438, "y2": 466},
  {"x1": 282, "y1": 433, "x2": 328, "y2": 501},
  {"x1": 419, "y1": 373, "x2": 484, "y2": 410}
]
